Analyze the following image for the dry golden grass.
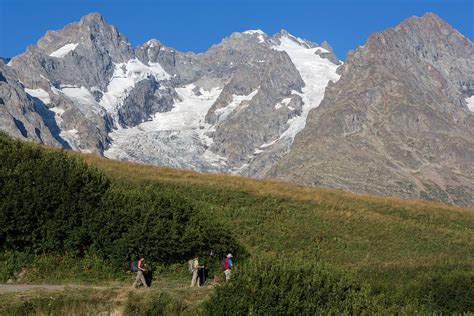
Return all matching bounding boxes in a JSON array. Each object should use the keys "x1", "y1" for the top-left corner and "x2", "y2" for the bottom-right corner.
[{"x1": 79, "y1": 151, "x2": 472, "y2": 215}]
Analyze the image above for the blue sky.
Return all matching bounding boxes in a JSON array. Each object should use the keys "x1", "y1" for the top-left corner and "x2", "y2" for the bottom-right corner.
[{"x1": 0, "y1": 0, "x2": 473, "y2": 59}]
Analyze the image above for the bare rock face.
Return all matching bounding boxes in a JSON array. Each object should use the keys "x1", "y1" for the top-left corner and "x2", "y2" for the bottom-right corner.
[
  {"x1": 117, "y1": 78, "x2": 177, "y2": 127},
  {"x1": 4, "y1": 13, "x2": 136, "y2": 153},
  {"x1": 0, "y1": 62, "x2": 63, "y2": 146},
  {"x1": 9, "y1": 13, "x2": 134, "y2": 91},
  {"x1": 269, "y1": 13, "x2": 474, "y2": 206},
  {"x1": 319, "y1": 41, "x2": 341, "y2": 65},
  {"x1": 202, "y1": 31, "x2": 306, "y2": 166}
]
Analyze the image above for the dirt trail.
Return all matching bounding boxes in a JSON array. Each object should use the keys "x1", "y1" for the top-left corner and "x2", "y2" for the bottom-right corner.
[
  {"x1": 0, "y1": 283, "x2": 208, "y2": 294},
  {"x1": 0, "y1": 284, "x2": 106, "y2": 293}
]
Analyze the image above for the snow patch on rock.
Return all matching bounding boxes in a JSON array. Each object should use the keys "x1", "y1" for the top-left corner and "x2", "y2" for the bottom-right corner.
[
  {"x1": 274, "y1": 97, "x2": 292, "y2": 110},
  {"x1": 214, "y1": 89, "x2": 259, "y2": 123},
  {"x1": 466, "y1": 95, "x2": 474, "y2": 112},
  {"x1": 49, "y1": 43, "x2": 78, "y2": 58},
  {"x1": 25, "y1": 88, "x2": 51, "y2": 104},
  {"x1": 100, "y1": 58, "x2": 170, "y2": 124},
  {"x1": 58, "y1": 85, "x2": 105, "y2": 117},
  {"x1": 60, "y1": 128, "x2": 80, "y2": 150},
  {"x1": 244, "y1": 30, "x2": 266, "y2": 43},
  {"x1": 48, "y1": 107, "x2": 80, "y2": 150},
  {"x1": 49, "y1": 107, "x2": 65, "y2": 125}
]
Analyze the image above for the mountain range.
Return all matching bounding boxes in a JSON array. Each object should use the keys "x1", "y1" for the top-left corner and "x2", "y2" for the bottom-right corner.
[{"x1": 1, "y1": 12, "x2": 473, "y2": 206}]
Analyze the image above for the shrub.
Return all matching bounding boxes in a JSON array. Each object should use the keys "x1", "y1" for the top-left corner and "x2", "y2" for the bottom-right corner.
[
  {"x1": 414, "y1": 270, "x2": 474, "y2": 313},
  {"x1": 89, "y1": 184, "x2": 243, "y2": 266},
  {"x1": 0, "y1": 134, "x2": 109, "y2": 254},
  {"x1": 204, "y1": 257, "x2": 377, "y2": 315},
  {"x1": 0, "y1": 251, "x2": 32, "y2": 282},
  {"x1": 0, "y1": 133, "x2": 243, "y2": 271}
]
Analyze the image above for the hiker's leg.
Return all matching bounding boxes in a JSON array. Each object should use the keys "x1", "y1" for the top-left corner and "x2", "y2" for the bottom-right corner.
[
  {"x1": 199, "y1": 268, "x2": 205, "y2": 286},
  {"x1": 132, "y1": 272, "x2": 141, "y2": 288},
  {"x1": 139, "y1": 271, "x2": 148, "y2": 288},
  {"x1": 193, "y1": 269, "x2": 198, "y2": 287},
  {"x1": 191, "y1": 269, "x2": 198, "y2": 287}
]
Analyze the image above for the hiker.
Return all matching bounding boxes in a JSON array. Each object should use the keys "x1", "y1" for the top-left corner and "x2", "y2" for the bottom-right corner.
[
  {"x1": 223, "y1": 253, "x2": 233, "y2": 281},
  {"x1": 132, "y1": 255, "x2": 149, "y2": 288},
  {"x1": 199, "y1": 264, "x2": 207, "y2": 287},
  {"x1": 131, "y1": 258, "x2": 138, "y2": 273},
  {"x1": 190, "y1": 255, "x2": 204, "y2": 287}
]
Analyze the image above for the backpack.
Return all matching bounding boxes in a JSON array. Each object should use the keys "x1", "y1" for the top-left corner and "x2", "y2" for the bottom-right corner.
[
  {"x1": 188, "y1": 259, "x2": 194, "y2": 273},
  {"x1": 222, "y1": 257, "x2": 229, "y2": 270},
  {"x1": 131, "y1": 261, "x2": 138, "y2": 272}
]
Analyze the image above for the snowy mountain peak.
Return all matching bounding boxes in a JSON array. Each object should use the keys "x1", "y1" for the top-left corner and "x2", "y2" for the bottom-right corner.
[
  {"x1": 243, "y1": 29, "x2": 265, "y2": 35},
  {"x1": 272, "y1": 31, "x2": 341, "y2": 65},
  {"x1": 144, "y1": 39, "x2": 162, "y2": 48},
  {"x1": 242, "y1": 29, "x2": 268, "y2": 43},
  {"x1": 273, "y1": 30, "x2": 316, "y2": 49}
]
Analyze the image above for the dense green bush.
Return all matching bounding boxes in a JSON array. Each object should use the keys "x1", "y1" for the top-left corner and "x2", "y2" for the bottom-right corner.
[
  {"x1": 413, "y1": 270, "x2": 474, "y2": 314},
  {"x1": 89, "y1": 184, "x2": 243, "y2": 266},
  {"x1": 0, "y1": 251, "x2": 33, "y2": 282},
  {"x1": 0, "y1": 133, "x2": 242, "y2": 269},
  {"x1": 0, "y1": 134, "x2": 109, "y2": 254},
  {"x1": 204, "y1": 257, "x2": 378, "y2": 315}
]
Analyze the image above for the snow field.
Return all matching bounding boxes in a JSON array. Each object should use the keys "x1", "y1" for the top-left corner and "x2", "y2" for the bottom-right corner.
[
  {"x1": 270, "y1": 34, "x2": 340, "y2": 144},
  {"x1": 49, "y1": 43, "x2": 79, "y2": 58}
]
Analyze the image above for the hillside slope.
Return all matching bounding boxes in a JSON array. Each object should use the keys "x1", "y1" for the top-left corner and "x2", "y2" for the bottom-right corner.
[
  {"x1": 1, "y1": 135, "x2": 474, "y2": 313},
  {"x1": 79, "y1": 146, "x2": 474, "y2": 287}
]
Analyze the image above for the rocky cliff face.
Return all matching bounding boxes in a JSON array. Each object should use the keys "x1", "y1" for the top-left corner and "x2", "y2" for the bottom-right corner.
[
  {"x1": 269, "y1": 13, "x2": 474, "y2": 206},
  {"x1": 0, "y1": 62, "x2": 64, "y2": 147},
  {"x1": 1, "y1": 12, "x2": 472, "y2": 206},
  {"x1": 6, "y1": 13, "x2": 136, "y2": 153}
]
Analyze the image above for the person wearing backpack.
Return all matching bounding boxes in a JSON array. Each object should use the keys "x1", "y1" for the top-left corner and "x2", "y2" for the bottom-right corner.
[
  {"x1": 132, "y1": 255, "x2": 149, "y2": 288},
  {"x1": 190, "y1": 255, "x2": 204, "y2": 287},
  {"x1": 131, "y1": 258, "x2": 138, "y2": 273},
  {"x1": 223, "y1": 253, "x2": 233, "y2": 281}
]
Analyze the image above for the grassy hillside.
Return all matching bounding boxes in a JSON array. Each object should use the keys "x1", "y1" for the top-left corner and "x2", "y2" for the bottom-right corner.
[
  {"x1": 81, "y1": 154, "x2": 474, "y2": 271},
  {"x1": 1, "y1": 134, "x2": 474, "y2": 313},
  {"x1": 80, "y1": 150, "x2": 474, "y2": 310}
]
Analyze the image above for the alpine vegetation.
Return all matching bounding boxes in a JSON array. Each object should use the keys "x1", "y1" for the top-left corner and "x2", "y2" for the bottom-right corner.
[{"x1": 0, "y1": 132, "x2": 241, "y2": 268}]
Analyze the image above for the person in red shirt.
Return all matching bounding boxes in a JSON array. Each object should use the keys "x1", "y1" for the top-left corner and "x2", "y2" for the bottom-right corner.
[
  {"x1": 224, "y1": 253, "x2": 233, "y2": 281},
  {"x1": 132, "y1": 255, "x2": 149, "y2": 288}
]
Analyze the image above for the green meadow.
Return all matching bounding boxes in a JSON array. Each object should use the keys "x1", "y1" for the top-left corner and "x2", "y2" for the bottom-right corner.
[{"x1": 1, "y1": 133, "x2": 473, "y2": 314}]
